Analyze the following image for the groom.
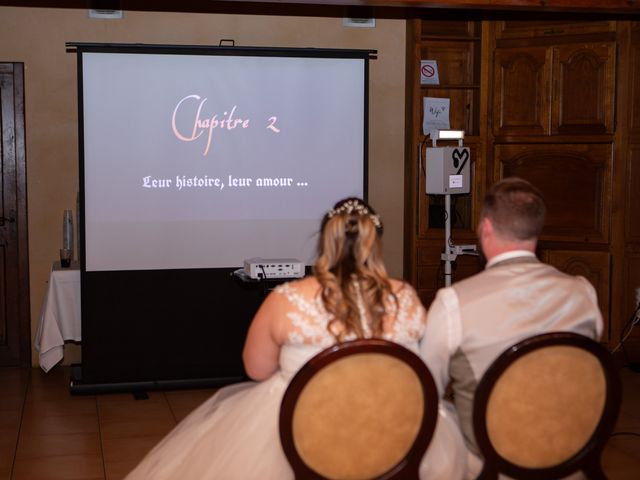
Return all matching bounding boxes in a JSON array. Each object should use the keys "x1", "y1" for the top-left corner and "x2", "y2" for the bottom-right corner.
[{"x1": 419, "y1": 177, "x2": 603, "y2": 478}]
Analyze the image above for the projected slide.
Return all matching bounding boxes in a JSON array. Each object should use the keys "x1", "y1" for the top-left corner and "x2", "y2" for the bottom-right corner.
[{"x1": 80, "y1": 48, "x2": 368, "y2": 271}]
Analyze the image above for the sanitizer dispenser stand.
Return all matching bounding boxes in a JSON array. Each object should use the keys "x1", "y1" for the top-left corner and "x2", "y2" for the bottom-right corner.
[{"x1": 425, "y1": 130, "x2": 477, "y2": 287}]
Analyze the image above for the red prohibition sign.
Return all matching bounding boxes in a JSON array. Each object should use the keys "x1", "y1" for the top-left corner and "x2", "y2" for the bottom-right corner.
[{"x1": 421, "y1": 64, "x2": 435, "y2": 78}]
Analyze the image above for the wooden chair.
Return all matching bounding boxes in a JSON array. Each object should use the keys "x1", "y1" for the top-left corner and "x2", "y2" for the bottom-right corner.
[
  {"x1": 472, "y1": 332, "x2": 621, "y2": 480},
  {"x1": 279, "y1": 338, "x2": 438, "y2": 480}
]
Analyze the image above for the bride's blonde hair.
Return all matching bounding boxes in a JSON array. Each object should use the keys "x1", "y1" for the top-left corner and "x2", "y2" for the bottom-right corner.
[{"x1": 314, "y1": 198, "x2": 396, "y2": 341}]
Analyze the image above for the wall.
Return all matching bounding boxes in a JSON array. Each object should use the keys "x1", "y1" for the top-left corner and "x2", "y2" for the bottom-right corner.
[{"x1": 0, "y1": 6, "x2": 407, "y2": 367}]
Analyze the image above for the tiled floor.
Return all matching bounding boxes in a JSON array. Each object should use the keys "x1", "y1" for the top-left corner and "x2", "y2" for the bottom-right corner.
[
  {"x1": 0, "y1": 367, "x2": 216, "y2": 480},
  {"x1": 1, "y1": 365, "x2": 639, "y2": 479}
]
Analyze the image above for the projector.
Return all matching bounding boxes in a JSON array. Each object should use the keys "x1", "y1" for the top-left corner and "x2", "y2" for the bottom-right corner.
[{"x1": 243, "y1": 258, "x2": 305, "y2": 280}]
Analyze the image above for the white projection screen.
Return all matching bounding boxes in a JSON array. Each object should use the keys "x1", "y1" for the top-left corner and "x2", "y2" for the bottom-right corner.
[{"x1": 78, "y1": 44, "x2": 371, "y2": 272}]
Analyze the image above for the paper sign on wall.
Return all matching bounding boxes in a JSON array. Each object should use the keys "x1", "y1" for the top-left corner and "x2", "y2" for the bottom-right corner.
[
  {"x1": 423, "y1": 97, "x2": 450, "y2": 137},
  {"x1": 420, "y1": 60, "x2": 440, "y2": 85}
]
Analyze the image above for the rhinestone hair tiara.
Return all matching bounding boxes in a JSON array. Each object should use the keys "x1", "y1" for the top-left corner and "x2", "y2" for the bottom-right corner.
[{"x1": 326, "y1": 199, "x2": 382, "y2": 229}]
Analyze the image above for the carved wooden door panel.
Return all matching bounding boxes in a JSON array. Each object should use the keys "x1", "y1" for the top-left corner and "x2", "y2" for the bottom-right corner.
[
  {"x1": 552, "y1": 42, "x2": 616, "y2": 135},
  {"x1": 493, "y1": 46, "x2": 552, "y2": 136},
  {"x1": 0, "y1": 63, "x2": 30, "y2": 366}
]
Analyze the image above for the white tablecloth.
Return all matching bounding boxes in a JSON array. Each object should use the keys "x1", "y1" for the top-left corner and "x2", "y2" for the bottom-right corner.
[{"x1": 34, "y1": 263, "x2": 81, "y2": 372}]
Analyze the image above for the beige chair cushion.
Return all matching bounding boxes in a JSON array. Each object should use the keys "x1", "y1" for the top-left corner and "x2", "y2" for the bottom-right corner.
[
  {"x1": 292, "y1": 352, "x2": 425, "y2": 480},
  {"x1": 486, "y1": 345, "x2": 606, "y2": 468}
]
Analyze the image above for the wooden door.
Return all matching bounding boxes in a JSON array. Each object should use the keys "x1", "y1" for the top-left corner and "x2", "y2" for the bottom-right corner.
[
  {"x1": 493, "y1": 46, "x2": 552, "y2": 136},
  {"x1": 0, "y1": 63, "x2": 30, "y2": 366},
  {"x1": 622, "y1": 24, "x2": 640, "y2": 349},
  {"x1": 552, "y1": 42, "x2": 616, "y2": 135}
]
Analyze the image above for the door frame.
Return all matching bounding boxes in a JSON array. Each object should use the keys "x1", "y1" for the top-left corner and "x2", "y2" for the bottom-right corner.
[{"x1": 0, "y1": 62, "x2": 30, "y2": 366}]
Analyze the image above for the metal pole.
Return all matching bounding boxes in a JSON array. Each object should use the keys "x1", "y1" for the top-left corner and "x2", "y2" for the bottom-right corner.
[{"x1": 444, "y1": 193, "x2": 452, "y2": 287}]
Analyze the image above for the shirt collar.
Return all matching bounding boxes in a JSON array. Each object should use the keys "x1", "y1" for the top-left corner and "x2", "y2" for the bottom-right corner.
[{"x1": 485, "y1": 250, "x2": 536, "y2": 269}]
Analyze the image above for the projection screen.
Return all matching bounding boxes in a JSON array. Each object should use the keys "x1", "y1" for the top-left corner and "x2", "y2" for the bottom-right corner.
[{"x1": 79, "y1": 44, "x2": 371, "y2": 272}]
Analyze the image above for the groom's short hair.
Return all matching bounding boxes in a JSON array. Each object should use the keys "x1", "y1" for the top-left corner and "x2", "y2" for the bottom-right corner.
[{"x1": 480, "y1": 177, "x2": 546, "y2": 241}]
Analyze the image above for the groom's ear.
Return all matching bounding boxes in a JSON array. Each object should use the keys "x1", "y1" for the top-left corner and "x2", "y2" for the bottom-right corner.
[{"x1": 477, "y1": 216, "x2": 492, "y2": 238}]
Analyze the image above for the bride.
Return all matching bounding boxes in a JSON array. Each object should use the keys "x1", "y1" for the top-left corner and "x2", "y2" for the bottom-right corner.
[{"x1": 126, "y1": 197, "x2": 465, "y2": 479}]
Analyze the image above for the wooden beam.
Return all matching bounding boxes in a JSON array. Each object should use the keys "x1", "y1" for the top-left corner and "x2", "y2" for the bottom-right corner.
[
  {"x1": 218, "y1": 0, "x2": 640, "y2": 14},
  {"x1": 1, "y1": 0, "x2": 639, "y2": 13}
]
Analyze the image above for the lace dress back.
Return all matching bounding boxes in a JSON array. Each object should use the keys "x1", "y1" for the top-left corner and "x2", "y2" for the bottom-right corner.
[{"x1": 275, "y1": 280, "x2": 427, "y2": 379}]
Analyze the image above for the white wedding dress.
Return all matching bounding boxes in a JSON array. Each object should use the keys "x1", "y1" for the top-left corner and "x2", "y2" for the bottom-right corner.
[{"x1": 125, "y1": 280, "x2": 466, "y2": 480}]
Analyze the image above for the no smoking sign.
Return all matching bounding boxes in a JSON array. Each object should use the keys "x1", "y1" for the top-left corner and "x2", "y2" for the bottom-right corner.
[
  {"x1": 422, "y1": 64, "x2": 435, "y2": 77},
  {"x1": 420, "y1": 60, "x2": 440, "y2": 85}
]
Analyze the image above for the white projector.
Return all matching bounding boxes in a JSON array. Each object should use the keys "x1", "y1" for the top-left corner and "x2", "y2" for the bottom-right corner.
[{"x1": 243, "y1": 258, "x2": 305, "y2": 280}]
